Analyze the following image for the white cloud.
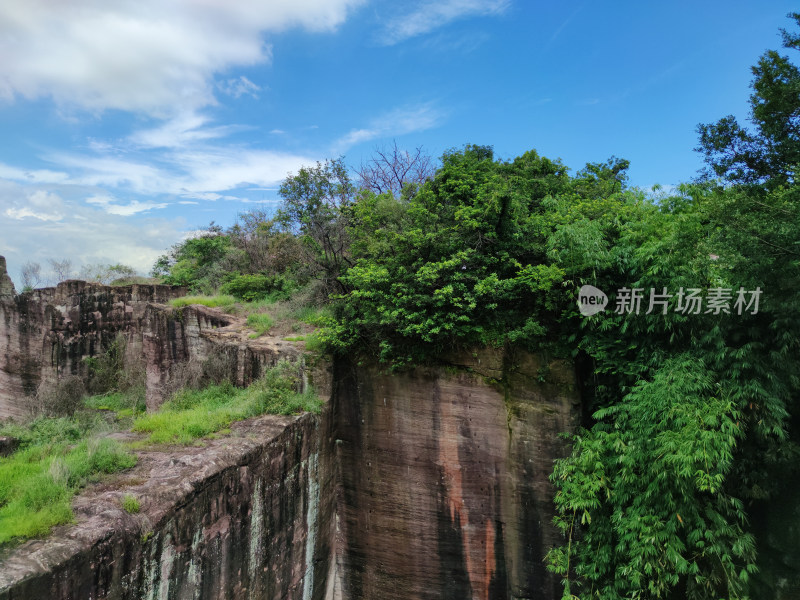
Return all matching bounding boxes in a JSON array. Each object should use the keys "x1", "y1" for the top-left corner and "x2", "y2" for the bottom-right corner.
[
  {"x1": 218, "y1": 76, "x2": 261, "y2": 99},
  {"x1": 107, "y1": 200, "x2": 169, "y2": 216},
  {"x1": 0, "y1": 181, "x2": 183, "y2": 288},
  {"x1": 2, "y1": 140, "x2": 316, "y2": 202},
  {"x1": 85, "y1": 193, "x2": 167, "y2": 215},
  {"x1": 169, "y1": 148, "x2": 317, "y2": 192},
  {"x1": 382, "y1": 0, "x2": 509, "y2": 45},
  {"x1": 0, "y1": 0, "x2": 364, "y2": 116},
  {"x1": 4, "y1": 190, "x2": 65, "y2": 221},
  {"x1": 336, "y1": 102, "x2": 445, "y2": 149},
  {"x1": 0, "y1": 164, "x2": 69, "y2": 184},
  {"x1": 129, "y1": 112, "x2": 247, "y2": 149}
]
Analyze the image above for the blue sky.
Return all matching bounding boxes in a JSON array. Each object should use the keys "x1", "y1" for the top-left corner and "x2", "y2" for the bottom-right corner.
[{"x1": 0, "y1": 0, "x2": 796, "y2": 286}]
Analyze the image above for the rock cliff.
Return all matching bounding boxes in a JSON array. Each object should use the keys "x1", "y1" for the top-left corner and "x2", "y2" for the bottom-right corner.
[
  {"x1": 0, "y1": 258, "x2": 185, "y2": 419},
  {"x1": 328, "y1": 349, "x2": 579, "y2": 599},
  {"x1": 0, "y1": 256, "x2": 581, "y2": 599},
  {"x1": 0, "y1": 412, "x2": 335, "y2": 600}
]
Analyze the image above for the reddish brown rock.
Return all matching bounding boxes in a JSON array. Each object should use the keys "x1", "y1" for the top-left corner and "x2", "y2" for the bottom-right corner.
[
  {"x1": 142, "y1": 304, "x2": 306, "y2": 410},
  {"x1": 328, "y1": 349, "x2": 580, "y2": 600}
]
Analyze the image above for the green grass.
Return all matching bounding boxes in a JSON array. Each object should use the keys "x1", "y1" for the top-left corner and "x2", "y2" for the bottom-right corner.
[
  {"x1": 84, "y1": 391, "x2": 145, "y2": 415},
  {"x1": 246, "y1": 313, "x2": 274, "y2": 337},
  {"x1": 121, "y1": 494, "x2": 140, "y2": 513},
  {"x1": 290, "y1": 304, "x2": 332, "y2": 326},
  {"x1": 132, "y1": 360, "x2": 321, "y2": 446},
  {"x1": 0, "y1": 432, "x2": 136, "y2": 544},
  {"x1": 169, "y1": 295, "x2": 237, "y2": 309}
]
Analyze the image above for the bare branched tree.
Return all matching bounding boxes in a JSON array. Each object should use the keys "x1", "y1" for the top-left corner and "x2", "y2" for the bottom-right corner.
[
  {"x1": 21, "y1": 261, "x2": 42, "y2": 290},
  {"x1": 79, "y1": 263, "x2": 138, "y2": 285},
  {"x1": 357, "y1": 141, "x2": 436, "y2": 197},
  {"x1": 47, "y1": 258, "x2": 73, "y2": 285}
]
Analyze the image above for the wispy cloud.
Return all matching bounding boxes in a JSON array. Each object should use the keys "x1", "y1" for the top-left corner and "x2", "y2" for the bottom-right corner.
[
  {"x1": 335, "y1": 102, "x2": 445, "y2": 150},
  {"x1": 5, "y1": 190, "x2": 65, "y2": 222},
  {"x1": 0, "y1": 0, "x2": 364, "y2": 116},
  {"x1": 129, "y1": 112, "x2": 248, "y2": 149},
  {"x1": 85, "y1": 194, "x2": 168, "y2": 216},
  {"x1": 13, "y1": 143, "x2": 316, "y2": 198},
  {"x1": 381, "y1": 0, "x2": 509, "y2": 45},
  {"x1": 218, "y1": 76, "x2": 262, "y2": 99}
]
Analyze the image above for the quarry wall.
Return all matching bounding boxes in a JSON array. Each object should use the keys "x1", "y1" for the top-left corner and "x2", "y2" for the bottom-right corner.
[{"x1": 0, "y1": 256, "x2": 580, "y2": 599}]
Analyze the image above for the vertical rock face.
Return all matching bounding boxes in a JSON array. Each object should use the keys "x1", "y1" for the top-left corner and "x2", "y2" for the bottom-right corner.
[
  {"x1": 141, "y1": 304, "x2": 305, "y2": 410},
  {"x1": 0, "y1": 257, "x2": 15, "y2": 299},
  {"x1": 0, "y1": 264, "x2": 185, "y2": 419},
  {"x1": 328, "y1": 348, "x2": 581, "y2": 600},
  {"x1": 0, "y1": 259, "x2": 585, "y2": 599}
]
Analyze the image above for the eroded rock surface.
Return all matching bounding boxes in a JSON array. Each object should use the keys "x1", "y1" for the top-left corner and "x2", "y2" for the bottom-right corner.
[
  {"x1": 0, "y1": 262, "x2": 185, "y2": 419},
  {"x1": 328, "y1": 349, "x2": 580, "y2": 600},
  {"x1": 142, "y1": 304, "x2": 306, "y2": 410},
  {"x1": 0, "y1": 256, "x2": 582, "y2": 600},
  {"x1": 0, "y1": 413, "x2": 338, "y2": 600}
]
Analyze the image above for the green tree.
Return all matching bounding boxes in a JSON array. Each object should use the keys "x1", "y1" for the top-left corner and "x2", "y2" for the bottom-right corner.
[
  {"x1": 152, "y1": 224, "x2": 231, "y2": 292},
  {"x1": 277, "y1": 157, "x2": 355, "y2": 292},
  {"x1": 329, "y1": 145, "x2": 569, "y2": 365},
  {"x1": 697, "y1": 13, "x2": 800, "y2": 186}
]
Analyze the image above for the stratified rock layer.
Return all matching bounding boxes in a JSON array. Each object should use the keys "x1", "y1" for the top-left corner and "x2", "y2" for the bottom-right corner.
[
  {"x1": 0, "y1": 256, "x2": 582, "y2": 599},
  {"x1": 0, "y1": 274, "x2": 185, "y2": 419}
]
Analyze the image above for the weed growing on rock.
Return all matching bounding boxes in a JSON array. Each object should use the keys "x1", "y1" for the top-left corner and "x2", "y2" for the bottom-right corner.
[{"x1": 121, "y1": 494, "x2": 140, "y2": 514}]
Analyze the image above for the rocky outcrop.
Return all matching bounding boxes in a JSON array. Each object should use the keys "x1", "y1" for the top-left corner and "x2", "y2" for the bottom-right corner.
[
  {"x1": 142, "y1": 304, "x2": 306, "y2": 410},
  {"x1": 0, "y1": 258, "x2": 15, "y2": 299},
  {"x1": 328, "y1": 348, "x2": 580, "y2": 600},
  {"x1": 0, "y1": 260, "x2": 185, "y2": 419},
  {"x1": 0, "y1": 257, "x2": 583, "y2": 599},
  {"x1": 0, "y1": 349, "x2": 578, "y2": 600}
]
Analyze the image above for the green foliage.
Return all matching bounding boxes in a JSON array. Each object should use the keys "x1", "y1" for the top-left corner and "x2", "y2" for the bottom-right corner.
[
  {"x1": 153, "y1": 226, "x2": 232, "y2": 293},
  {"x1": 277, "y1": 157, "x2": 355, "y2": 292},
  {"x1": 549, "y1": 356, "x2": 756, "y2": 599},
  {"x1": 169, "y1": 295, "x2": 237, "y2": 308},
  {"x1": 696, "y1": 13, "x2": 800, "y2": 186},
  {"x1": 330, "y1": 144, "x2": 571, "y2": 364},
  {"x1": 131, "y1": 360, "x2": 320, "y2": 445},
  {"x1": 246, "y1": 313, "x2": 274, "y2": 337},
  {"x1": 221, "y1": 272, "x2": 297, "y2": 302},
  {"x1": 0, "y1": 425, "x2": 136, "y2": 545},
  {"x1": 121, "y1": 494, "x2": 140, "y2": 514}
]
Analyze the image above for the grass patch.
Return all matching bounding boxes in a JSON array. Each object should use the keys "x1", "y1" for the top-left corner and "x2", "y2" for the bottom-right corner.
[
  {"x1": 84, "y1": 391, "x2": 145, "y2": 414},
  {"x1": 132, "y1": 360, "x2": 321, "y2": 446},
  {"x1": 290, "y1": 304, "x2": 332, "y2": 326},
  {"x1": 246, "y1": 313, "x2": 274, "y2": 337},
  {"x1": 169, "y1": 295, "x2": 237, "y2": 309},
  {"x1": 0, "y1": 431, "x2": 136, "y2": 545},
  {"x1": 121, "y1": 494, "x2": 140, "y2": 513}
]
